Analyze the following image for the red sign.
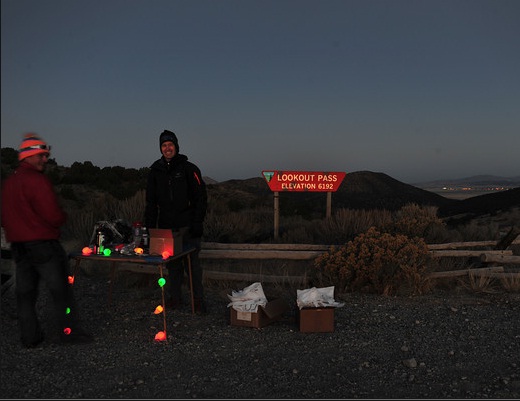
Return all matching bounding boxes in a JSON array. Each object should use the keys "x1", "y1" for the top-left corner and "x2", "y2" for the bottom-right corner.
[{"x1": 262, "y1": 170, "x2": 346, "y2": 192}]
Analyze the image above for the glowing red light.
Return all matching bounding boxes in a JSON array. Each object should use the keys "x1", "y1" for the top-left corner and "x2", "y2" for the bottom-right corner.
[
  {"x1": 82, "y1": 247, "x2": 93, "y2": 255},
  {"x1": 63, "y1": 327, "x2": 72, "y2": 335},
  {"x1": 154, "y1": 331, "x2": 167, "y2": 342},
  {"x1": 68, "y1": 275, "x2": 75, "y2": 285},
  {"x1": 161, "y1": 251, "x2": 170, "y2": 259}
]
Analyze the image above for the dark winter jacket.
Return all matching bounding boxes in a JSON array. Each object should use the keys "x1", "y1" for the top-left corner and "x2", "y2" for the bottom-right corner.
[
  {"x1": 144, "y1": 154, "x2": 207, "y2": 237},
  {"x1": 1, "y1": 161, "x2": 66, "y2": 242}
]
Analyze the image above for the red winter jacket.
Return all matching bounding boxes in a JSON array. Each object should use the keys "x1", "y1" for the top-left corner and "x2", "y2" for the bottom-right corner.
[{"x1": 1, "y1": 162, "x2": 66, "y2": 242}]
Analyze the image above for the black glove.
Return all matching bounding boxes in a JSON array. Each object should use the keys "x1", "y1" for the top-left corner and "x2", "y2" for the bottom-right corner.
[{"x1": 189, "y1": 222, "x2": 204, "y2": 238}]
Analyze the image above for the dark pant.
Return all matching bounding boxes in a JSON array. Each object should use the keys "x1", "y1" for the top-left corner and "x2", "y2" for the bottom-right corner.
[
  {"x1": 167, "y1": 233, "x2": 203, "y2": 303},
  {"x1": 11, "y1": 240, "x2": 79, "y2": 345}
]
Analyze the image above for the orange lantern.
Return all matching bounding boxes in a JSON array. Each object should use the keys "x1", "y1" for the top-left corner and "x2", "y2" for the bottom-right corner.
[
  {"x1": 154, "y1": 305, "x2": 164, "y2": 314},
  {"x1": 82, "y1": 247, "x2": 93, "y2": 255}
]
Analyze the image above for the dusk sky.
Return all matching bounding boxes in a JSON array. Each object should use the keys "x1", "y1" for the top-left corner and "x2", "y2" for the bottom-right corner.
[{"x1": 2, "y1": 0, "x2": 519, "y2": 184}]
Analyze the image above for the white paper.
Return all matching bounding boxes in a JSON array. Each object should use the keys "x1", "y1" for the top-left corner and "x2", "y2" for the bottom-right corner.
[
  {"x1": 296, "y1": 286, "x2": 345, "y2": 310},
  {"x1": 227, "y1": 282, "x2": 268, "y2": 313}
]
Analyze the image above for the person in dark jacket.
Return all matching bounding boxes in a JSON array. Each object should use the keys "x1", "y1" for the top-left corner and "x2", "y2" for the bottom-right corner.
[
  {"x1": 145, "y1": 130, "x2": 208, "y2": 313},
  {"x1": 1, "y1": 133, "x2": 93, "y2": 348}
]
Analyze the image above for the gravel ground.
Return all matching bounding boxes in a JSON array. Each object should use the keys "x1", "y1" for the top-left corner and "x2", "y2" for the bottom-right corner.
[{"x1": 2, "y1": 267, "x2": 520, "y2": 399}]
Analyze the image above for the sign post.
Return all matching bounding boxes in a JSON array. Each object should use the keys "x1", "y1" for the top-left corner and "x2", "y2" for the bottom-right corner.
[{"x1": 262, "y1": 171, "x2": 346, "y2": 239}]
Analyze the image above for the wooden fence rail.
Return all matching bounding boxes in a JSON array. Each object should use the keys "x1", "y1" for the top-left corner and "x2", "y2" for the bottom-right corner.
[
  {"x1": 429, "y1": 250, "x2": 513, "y2": 258},
  {"x1": 2, "y1": 238, "x2": 519, "y2": 293},
  {"x1": 199, "y1": 241, "x2": 518, "y2": 261},
  {"x1": 200, "y1": 242, "x2": 331, "y2": 261},
  {"x1": 427, "y1": 238, "x2": 520, "y2": 250},
  {"x1": 199, "y1": 239, "x2": 520, "y2": 283},
  {"x1": 480, "y1": 254, "x2": 520, "y2": 264},
  {"x1": 426, "y1": 266, "x2": 504, "y2": 278}
]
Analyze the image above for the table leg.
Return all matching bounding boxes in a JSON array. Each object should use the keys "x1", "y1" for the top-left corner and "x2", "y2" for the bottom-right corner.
[
  {"x1": 72, "y1": 258, "x2": 82, "y2": 278},
  {"x1": 187, "y1": 254, "x2": 195, "y2": 315},
  {"x1": 108, "y1": 261, "x2": 117, "y2": 305}
]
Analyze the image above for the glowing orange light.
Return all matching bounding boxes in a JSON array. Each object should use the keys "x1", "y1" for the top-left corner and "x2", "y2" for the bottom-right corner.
[
  {"x1": 134, "y1": 247, "x2": 144, "y2": 255},
  {"x1": 154, "y1": 331, "x2": 167, "y2": 342},
  {"x1": 154, "y1": 305, "x2": 164, "y2": 314},
  {"x1": 68, "y1": 275, "x2": 75, "y2": 284},
  {"x1": 63, "y1": 327, "x2": 72, "y2": 335},
  {"x1": 162, "y1": 251, "x2": 170, "y2": 259},
  {"x1": 82, "y1": 247, "x2": 93, "y2": 255}
]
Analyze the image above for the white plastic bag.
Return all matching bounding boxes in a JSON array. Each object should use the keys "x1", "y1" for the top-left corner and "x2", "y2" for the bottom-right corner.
[
  {"x1": 227, "y1": 282, "x2": 268, "y2": 313},
  {"x1": 296, "y1": 286, "x2": 345, "y2": 309}
]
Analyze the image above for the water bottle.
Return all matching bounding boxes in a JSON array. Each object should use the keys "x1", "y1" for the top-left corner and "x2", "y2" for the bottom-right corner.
[
  {"x1": 132, "y1": 222, "x2": 142, "y2": 247},
  {"x1": 96, "y1": 231, "x2": 105, "y2": 254},
  {"x1": 142, "y1": 226, "x2": 149, "y2": 252}
]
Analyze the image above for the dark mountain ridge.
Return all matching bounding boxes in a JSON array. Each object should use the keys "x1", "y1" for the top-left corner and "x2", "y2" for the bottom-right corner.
[
  {"x1": 334, "y1": 171, "x2": 455, "y2": 211},
  {"x1": 210, "y1": 171, "x2": 519, "y2": 221},
  {"x1": 437, "y1": 187, "x2": 520, "y2": 218}
]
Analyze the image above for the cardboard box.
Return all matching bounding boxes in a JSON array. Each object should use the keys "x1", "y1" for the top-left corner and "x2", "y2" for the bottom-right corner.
[
  {"x1": 298, "y1": 307, "x2": 335, "y2": 333},
  {"x1": 148, "y1": 229, "x2": 183, "y2": 256},
  {"x1": 230, "y1": 298, "x2": 289, "y2": 328}
]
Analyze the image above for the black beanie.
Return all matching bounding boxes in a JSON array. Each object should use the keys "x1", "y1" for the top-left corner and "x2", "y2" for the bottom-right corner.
[{"x1": 159, "y1": 130, "x2": 179, "y2": 153}]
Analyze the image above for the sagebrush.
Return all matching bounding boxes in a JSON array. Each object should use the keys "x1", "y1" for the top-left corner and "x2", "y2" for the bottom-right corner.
[{"x1": 313, "y1": 226, "x2": 432, "y2": 296}]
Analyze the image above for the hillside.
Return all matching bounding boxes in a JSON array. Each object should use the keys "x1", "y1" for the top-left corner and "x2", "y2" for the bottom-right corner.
[
  {"x1": 438, "y1": 186, "x2": 520, "y2": 218},
  {"x1": 210, "y1": 171, "x2": 455, "y2": 214},
  {"x1": 2, "y1": 145, "x2": 517, "y2": 223},
  {"x1": 334, "y1": 171, "x2": 455, "y2": 210},
  {"x1": 209, "y1": 171, "x2": 519, "y2": 222}
]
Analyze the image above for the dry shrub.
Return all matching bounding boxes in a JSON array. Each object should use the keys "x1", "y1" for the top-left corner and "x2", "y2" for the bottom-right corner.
[
  {"x1": 314, "y1": 208, "x2": 393, "y2": 245},
  {"x1": 279, "y1": 218, "x2": 314, "y2": 243},
  {"x1": 203, "y1": 208, "x2": 272, "y2": 243},
  {"x1": 384, "y1": 203, "x2": 446, "y2": 242},
  {"x1": 313, "y1": 226, "x2": 431, "y2": 296},
  {"x1": 63, "y1": 190, "x2": 145, "y2": 245},
  {"x1": 449, "y1": 219, "x2": 501, "y2": 242},
  {"x1": 500, "y1": 274, "x2": 520, "y2": 292},
  {"x1": 63, "y1": 209, "x2": 96, "y2": 245},
  {"x1": 314, "y1": 204, "x2": 448, "y2": 246},
  {"x1": 112, "y1": 189, "x2": 146, "y2": 223},
  {"x1": 461, "y1": 272, "x2": 499, "y2": 293}
]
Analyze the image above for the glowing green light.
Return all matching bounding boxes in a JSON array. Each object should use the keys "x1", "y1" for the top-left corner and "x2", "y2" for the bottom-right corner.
[
  {"x1": 65, "y1": 307, "x2": 71, "y2": 314},
  {"x1": 103, "y1": 248, "x2": 112, "y2": 256},
  {"x1": 158, "y1": 277, "x2": 166, "y2": 287}
]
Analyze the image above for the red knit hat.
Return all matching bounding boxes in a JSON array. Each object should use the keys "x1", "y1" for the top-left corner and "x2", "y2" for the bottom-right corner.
[{"x1": 18, "y1": 133, "x2": 51, "y2": 161}]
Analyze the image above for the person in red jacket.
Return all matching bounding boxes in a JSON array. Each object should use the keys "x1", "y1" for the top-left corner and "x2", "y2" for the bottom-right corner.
[{"x1": 1, "y1": 133, "x2": 93, "y2": 348}]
